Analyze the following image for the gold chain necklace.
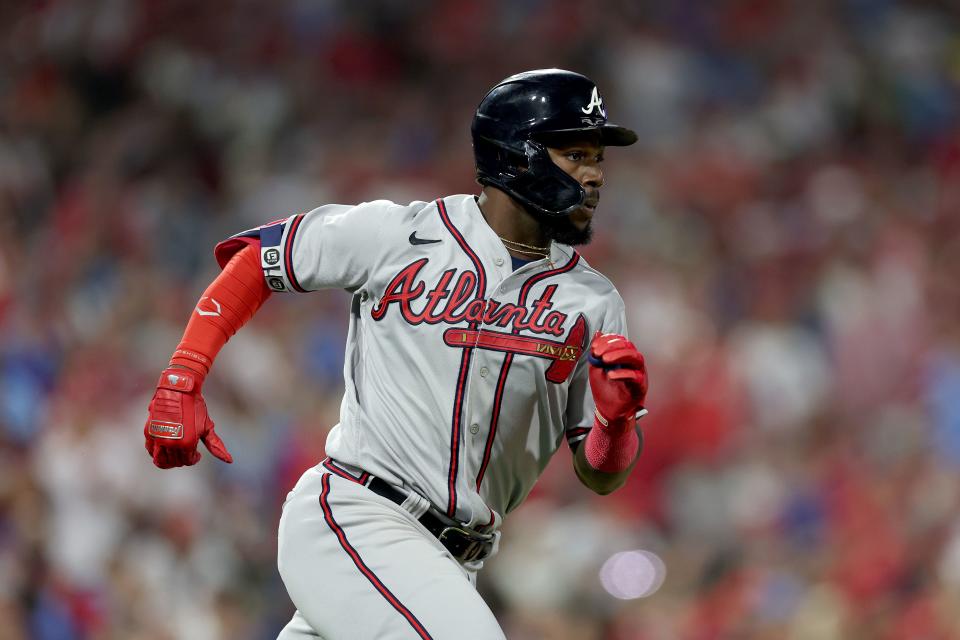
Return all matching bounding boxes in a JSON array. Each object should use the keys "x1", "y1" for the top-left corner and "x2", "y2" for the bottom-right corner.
[{"x1": 498, "y1": 236, "x2": 551, "y2": 258}]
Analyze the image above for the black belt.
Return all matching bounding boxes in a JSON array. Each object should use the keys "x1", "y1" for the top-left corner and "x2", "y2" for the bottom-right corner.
[{"x1": 366, "y1": 477, "x2": 494, "y2": 563}]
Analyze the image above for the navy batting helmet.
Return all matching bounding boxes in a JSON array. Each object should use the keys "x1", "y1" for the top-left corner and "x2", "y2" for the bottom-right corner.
[{"x1": 472, "y1": 69, "x2": 637, "y2": 218}]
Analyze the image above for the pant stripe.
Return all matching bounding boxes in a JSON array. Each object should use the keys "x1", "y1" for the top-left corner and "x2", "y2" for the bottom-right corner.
[
  {"x1": 319, "y1": 473, "x2": 435, "y2": 640},
  {"x1": 322, "y1": 458, "x2": 370, "y2": 485}
]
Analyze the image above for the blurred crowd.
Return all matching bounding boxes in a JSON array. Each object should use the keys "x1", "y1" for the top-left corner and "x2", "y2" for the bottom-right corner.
[{"x1": 2, "y1": 0, "x2": 959, "y2": 638}]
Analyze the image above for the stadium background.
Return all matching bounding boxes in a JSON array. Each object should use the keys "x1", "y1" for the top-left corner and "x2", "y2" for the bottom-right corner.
[{"x1": 2, "y1": 0, "x2": 960, "y2": 638}]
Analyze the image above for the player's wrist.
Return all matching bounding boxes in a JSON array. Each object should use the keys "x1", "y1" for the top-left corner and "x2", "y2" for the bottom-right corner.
[
  {"x1": 584, "y1": 421, "x2": 640, "y2": 473},
  {"x1": 593, "y1": 408, "x2": 639, "y2": 434},
  {"x1": 170, "y1": 348, "x2": 211, "y2": 377},
  {"x1": 158, "y1": 364, "x2": 205, "y2": 392}
]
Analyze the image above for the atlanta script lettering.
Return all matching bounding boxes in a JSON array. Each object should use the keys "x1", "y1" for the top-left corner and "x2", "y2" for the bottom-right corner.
[{"x1": 371, "y1": 259, "x2": 568, "y2": 336}]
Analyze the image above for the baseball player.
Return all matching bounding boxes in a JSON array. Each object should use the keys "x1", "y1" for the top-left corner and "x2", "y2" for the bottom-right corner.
[{"x1": 144, "y1": 69, "x2": 648, "y2": 639}]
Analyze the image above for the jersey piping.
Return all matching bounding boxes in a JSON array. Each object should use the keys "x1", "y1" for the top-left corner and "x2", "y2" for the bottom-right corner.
[
  {"x1": 474, "y1": 252, "x2": 582, "y2": 491},
  {"x1": 436, "y1": 197, "x2": 488, "y2": 518},
  {"x1": 284, "y1": 214, "x2": 307, "y2": 292}
]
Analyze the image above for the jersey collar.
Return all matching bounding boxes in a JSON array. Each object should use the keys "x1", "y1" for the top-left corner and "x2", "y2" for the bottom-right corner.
[{"x1": 456, "y1": 194, "x2": 577, "y2": 272}]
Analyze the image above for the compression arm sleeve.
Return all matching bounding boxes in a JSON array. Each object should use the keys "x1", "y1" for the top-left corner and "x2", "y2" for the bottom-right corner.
[
  {"x1": 169, "y1": 243, "x2": 272, "y2": 376},
  {"x1": 583, "y1": 417, "x2": 640, "y2": 473}
]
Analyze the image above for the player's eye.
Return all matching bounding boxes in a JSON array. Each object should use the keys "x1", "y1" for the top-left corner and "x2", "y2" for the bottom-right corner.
[{"x1": 566, "y1": 151, "x2": 584, "y2": 162}]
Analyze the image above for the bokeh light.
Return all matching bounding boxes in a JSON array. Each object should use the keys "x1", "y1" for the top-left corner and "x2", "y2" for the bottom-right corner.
[{"x1": 599, "y1": 550, "x2": 667, "y2": 600}]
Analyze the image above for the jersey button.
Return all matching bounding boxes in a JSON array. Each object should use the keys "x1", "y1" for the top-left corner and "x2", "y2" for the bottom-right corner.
[
  {"x1": 479, "y1": 367, "x2": 489, "y2": 377},
  {"x1": 494, "y1": 257, "x2": 504, "y2": 267},
  {"x1": 469, "y1": 423, "x2": 480, "y2": 434}
]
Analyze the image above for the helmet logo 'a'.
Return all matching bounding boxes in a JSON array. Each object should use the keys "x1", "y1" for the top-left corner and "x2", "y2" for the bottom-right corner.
[{"x1": 581, "y1": 86, "x2": 606, "y2": 118}]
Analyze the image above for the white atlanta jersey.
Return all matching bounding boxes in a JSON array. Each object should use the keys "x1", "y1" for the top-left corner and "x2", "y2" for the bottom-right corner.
[{"x1": 218, "y1": 194, "x2": 627, "y2": 531}]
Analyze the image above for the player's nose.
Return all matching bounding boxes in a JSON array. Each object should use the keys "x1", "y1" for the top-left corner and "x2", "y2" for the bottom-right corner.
[{"x1": 582, "y1": 164, "x2": 603, "y2": 189}]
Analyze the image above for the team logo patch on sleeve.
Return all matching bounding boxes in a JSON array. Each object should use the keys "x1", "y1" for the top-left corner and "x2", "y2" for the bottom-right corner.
[
  {"x1": 148, "y1": 420, "x2": 184, "y2": 439},
  {"x1": 260, "y1": 223, "x2": 285, "y2": 278},
  {"x1": 263, "y1": 248, "x2": 281, "y2": 266}
]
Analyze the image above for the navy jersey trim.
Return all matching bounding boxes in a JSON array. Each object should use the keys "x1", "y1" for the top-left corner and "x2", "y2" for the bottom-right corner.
[
  {"x1": 475, "y1": 252, "x2": 581, "y2": 490},
  {"x1": 319, "y1": 474, "x2": 435, "y2": 639},
  {"x1": 436, "y1": 197, "x2": 487, "y2": 519},
  {"x1": 566, "y1": 426, "x2": 591, "y2": 450},
  {"x1": 260, "y1": 221, "x2": 284, "y2": 247}
]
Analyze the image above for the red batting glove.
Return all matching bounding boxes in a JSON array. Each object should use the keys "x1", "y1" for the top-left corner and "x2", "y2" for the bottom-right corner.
[
  {"x1": 588, "y1": 332, "x2": 648, "y2": 433},
  {"x1": 144, "y1": 367, "x2": 233, "y2": 468}
]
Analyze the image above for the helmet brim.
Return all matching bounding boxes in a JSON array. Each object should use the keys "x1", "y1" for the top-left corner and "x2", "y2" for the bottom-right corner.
[
  {"x1": 533, "y1": 123, "x2": 638, "y2": 147},
  {"x1": 599, "y1": 124, "x2": 639, "y2": 146}
]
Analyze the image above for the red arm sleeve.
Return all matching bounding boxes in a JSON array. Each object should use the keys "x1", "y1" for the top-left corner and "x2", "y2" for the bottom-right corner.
[{"x1": 169, "y1": 243, "x2": 271, "y2": 376}]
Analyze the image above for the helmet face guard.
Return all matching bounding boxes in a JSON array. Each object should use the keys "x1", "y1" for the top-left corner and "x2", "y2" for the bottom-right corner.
[
  {"x1": 471, "y1": 69, "x2": 637, "y2": 218},
  {"x1": 475, "y1": 138, "x2": 586, "y2": 217}
]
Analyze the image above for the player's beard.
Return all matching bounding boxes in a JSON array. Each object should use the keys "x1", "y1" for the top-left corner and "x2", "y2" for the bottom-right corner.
[{"x1": 539, "y1": 214, "x2": 594, "y2": 246}]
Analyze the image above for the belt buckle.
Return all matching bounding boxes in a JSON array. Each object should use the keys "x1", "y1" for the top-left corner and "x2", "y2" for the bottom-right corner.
[
  {"x1": 439, "y1": 526, "x2": 493, "y2": 562},
  {"x1": 438, "y1": 525, "x2": 473, "y2": 543}
]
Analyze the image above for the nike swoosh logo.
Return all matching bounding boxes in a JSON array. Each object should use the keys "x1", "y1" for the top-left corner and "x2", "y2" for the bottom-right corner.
[{"x1": 409, "y1": 231, "x2": 442, "y2": 245}]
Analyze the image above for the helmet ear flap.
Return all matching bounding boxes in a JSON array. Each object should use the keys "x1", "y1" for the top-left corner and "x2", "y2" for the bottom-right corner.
[
  {"x1": 507, "y1": 140, "x2": 585, "y2": 217},
  {"x1": 475, "y1": 137, "x2": 585, "y2": 218},
  {"x1": 474, "y1": 136, "x2": 522, "y2": 183},
  {"x1": 495, "y1": 142, "x2": 528, "y2": 180},
  {"x1": 511, "y1": 140, "x2": 587, "y2": 217}
]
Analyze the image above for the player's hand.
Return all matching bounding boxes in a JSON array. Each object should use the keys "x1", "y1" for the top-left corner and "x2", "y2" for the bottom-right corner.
[
  {"x1": 144, "y1": 367, "x2": 233, "y2": 468},
  {"x1": 587, "y1": 332, "x2": 648, "y2": 433}
]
